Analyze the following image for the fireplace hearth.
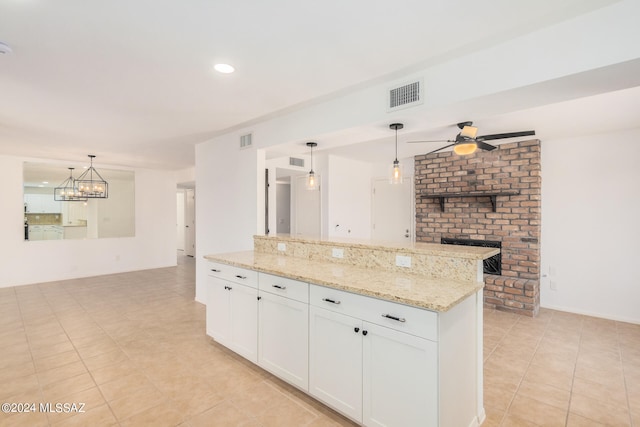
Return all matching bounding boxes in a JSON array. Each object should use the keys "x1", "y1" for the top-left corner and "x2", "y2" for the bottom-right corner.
[{"x1": 441, "y1": 238, "x2": 501, "y2": 275}]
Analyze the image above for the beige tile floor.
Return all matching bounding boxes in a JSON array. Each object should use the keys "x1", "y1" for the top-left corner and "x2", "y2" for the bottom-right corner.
[{"x1": 0, "y1": 254, "x2": 638, "y2": 426}]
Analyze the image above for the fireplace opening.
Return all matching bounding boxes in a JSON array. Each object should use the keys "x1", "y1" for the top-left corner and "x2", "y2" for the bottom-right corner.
[{"x1": 441, "y1": 238, "x2": 501, "y2": 275}]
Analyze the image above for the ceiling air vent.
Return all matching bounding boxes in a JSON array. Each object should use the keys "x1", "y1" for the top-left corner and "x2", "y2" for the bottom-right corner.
[
  {"x1": 289, "y1": 157, "x2": 304, "y2": 167},
  {"x1": 240, "y1": 133, "x2": 252, "y2": 149},
  {"x1": 388, "y1": 79, "x2": 424, "y2": 111}
]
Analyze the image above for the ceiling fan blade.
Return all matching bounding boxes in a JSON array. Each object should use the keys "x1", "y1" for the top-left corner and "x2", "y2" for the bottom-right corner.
[
  {"x1": 477, "y1": 130, "x2": 535, "y2": 141},
  {"x1": 425, "y1": 143, "x2": 455, "y2": 155},
  {"x1": 476, "y1": 141, "x2": 497, "y2": 151},
  {"x1": 406, "y1": 139, "x2": 453, "y2": 144}
]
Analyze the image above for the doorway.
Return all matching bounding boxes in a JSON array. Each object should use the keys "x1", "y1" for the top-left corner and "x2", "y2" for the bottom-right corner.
[{"x1": 177, "y1": 187, "x2": 196, "y2": 257}]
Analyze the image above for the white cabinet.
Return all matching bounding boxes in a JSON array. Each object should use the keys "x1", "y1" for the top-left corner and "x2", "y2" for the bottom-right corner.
[
  {"x1": 62, "y1": 202, "x2": 87, "y2": 224},
  {"x1": 309, "y1": 306, "x2": 363, "y2": 421},
  {"x1": 205, "y1": 263, "x2": 258, "y2": 363},
  {"x1": 25, "y1": 194, "x2": 61, "y2": 213},
  {"x1": 362, "y1": 322, "x2": 437, "y2": 427},
  {"x1": 258, "y1": 273, "x2": 309, "y2": 390},
  {"x1": 258, "y1": 289, "x2": 309, "y2": 390},
  {"x1": 43, "y1": 225, "x2": 63, "y2": 240},
  {"x1": 28, "y1": 225, "x2": 44, "y2": 241},
  {"x1": 309, "y1": 297, "x2": 438, "y2": 426},
  {"x1": 204, "y1": 260, "x2": 482, "y2": 427}
]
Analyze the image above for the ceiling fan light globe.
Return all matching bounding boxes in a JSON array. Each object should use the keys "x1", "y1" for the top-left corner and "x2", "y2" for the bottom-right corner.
[
  {"x1": 453, "y1": 142, "x2": 477, "y2": 155},
  {"x1": 460, "y1": 125, "x2": 478, "y2": 139}
]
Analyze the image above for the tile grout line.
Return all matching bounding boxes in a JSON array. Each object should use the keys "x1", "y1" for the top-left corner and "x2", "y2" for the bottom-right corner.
[
  {"x1": 40, "y1": 280, "x2": 124, "y2": 427},
  {"x1": 497, "y1": 310, "x2": 554, "y2": 427},
  {"x1": 13, "y1": 284, "x2": 52, "y2": 426},
  {"x1": 617, "y1": 321, "x2": 635, "y2": 427},
  {"x1": 563, "y1": 314, "x2": 585, "y2": 427}
]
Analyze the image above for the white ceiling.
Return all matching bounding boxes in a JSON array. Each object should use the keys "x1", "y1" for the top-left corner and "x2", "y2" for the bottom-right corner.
[{"x1": 0, "y1": 0, "x2": 636, "y2": 170}]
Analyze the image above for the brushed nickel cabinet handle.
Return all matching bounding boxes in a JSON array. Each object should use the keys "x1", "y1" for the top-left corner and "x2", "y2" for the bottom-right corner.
[{"x1": 382, "y1": 314, "x2": 406, "y2": 323}]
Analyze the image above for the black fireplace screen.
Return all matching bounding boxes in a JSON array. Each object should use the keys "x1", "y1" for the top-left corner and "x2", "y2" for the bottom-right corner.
[{"x1": 441, "y1": 238, "x2": 501, "y2": 275}]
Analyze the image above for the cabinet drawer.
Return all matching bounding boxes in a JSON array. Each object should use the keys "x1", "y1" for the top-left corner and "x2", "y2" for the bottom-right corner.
[
  {"x1": 259, "y1": 273, "x2": 309, "y2": 303},
  {"x1": 310, "y1": 284, "x2": 438, "y2": 341},
  {"x1": 207, "y1": 261, "x2": 258, "y2": 288}
]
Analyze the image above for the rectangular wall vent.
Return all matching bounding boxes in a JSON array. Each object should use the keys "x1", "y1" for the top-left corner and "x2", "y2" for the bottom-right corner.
[
  {"x1": 388, "y1": 79, "x2": 423, "y2": 111},
  {"x1": 289, "y1": 157, "x2": 304, "y2": 167},
  {"x1": 240, "y1": 133, "x2": 252, "y2": 149}
]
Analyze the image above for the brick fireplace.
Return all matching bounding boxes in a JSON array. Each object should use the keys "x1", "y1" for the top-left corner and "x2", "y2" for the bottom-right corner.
[{"x1": 414, "y1": 140, "x2": 541, "y2": 316}]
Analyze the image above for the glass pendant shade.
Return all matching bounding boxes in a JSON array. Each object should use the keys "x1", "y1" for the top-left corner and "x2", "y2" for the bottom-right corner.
[
  {"x1": 389, "y1": 123, "x2": 404, "y2": 184},
  {"x1": 54, "y1": 168, "x2": 87, "y2": 201},
  {"x1": 390, "y1": 160, "x2": 403, "y2": 184},
  {"x1": 306, "y1": 171, "x2": 316, "y2": 190},
  {"x1": 459, "y1": 125, "x2": 478, "y2": 139},
  {"x1": 76, "y1": 155, "x2": 109, "y2": 199},
  {"x1": 306, "y1": 142, "x2": 318, "y2": 191}
]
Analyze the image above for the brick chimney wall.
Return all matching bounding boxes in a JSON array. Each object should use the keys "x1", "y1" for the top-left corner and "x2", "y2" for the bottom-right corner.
[{"x1": 414, "y1": 140, "x2": 541, "y2": 316}]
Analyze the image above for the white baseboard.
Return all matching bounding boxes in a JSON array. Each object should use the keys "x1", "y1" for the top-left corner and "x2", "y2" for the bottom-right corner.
[{"x1": 541, "y1": 304, "x2": 640, "y2": 325}]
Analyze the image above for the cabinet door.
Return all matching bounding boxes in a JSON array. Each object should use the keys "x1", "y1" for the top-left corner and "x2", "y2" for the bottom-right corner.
[
  {"x1": 362, "y1": 323, "x2": 438, "y2": 427},
  {"x1": 309, "y1": 306, "x2": 363, "y2": 422},
  {"x1": 206, "y1": 277, "x2": 231, "y2": 344},
  {"x1": 228, "y1": 281, "x2": 258, "y2": 363},
  {"x1": 258, "y1": 292, "x2": 309, "y2": 390}
]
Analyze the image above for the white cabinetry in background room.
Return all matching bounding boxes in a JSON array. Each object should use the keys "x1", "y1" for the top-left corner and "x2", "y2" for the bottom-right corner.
[
  {"x1": 24, "y1": 194, "x2": 61, "y2": 213},
  {"x1": 257, "y1": 273, "x2": 309, "y2": 390},
  {"x1": 205, "y1": 262, "x2": 258, "y2": 363},
  {"x1": 28, "y1": 225, "x2": 43, "y2": 240},
  {"x1": 309, "y1": 285, "x2": 438, "y2": 426},
  {"x1": 61, "y1": 201, "x2": 87, "y2": 224},
  {"x1": 43, "y1": 225, "x2": 63, "y2": 240}
]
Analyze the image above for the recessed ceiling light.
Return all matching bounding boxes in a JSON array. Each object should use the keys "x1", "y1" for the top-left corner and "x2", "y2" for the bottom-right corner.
[
  {"x1": 42, "y1": 181, "x2": 48, "y2": 184},
  {"x1": 214, "y1": 63, "x2": 235, "y2": 74}
]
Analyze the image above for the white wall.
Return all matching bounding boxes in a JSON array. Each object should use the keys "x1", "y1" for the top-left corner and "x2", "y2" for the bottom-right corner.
[
  {"x1": 0, "y1": 154, "x2": 178, "y2": 288},
  {"x1": 195, "y1": 137, "x2": 262, "y2": 302},
  {"x1": 97, "y1": 175, "x2": 135, "y2": 238},
  {"x1": 541, "y1": 128, "x2": 640, "y2": 323}
]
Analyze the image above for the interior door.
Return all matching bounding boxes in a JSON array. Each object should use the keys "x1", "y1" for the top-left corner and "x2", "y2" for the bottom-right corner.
[
  {"x1": 184, "y1": 189, "x2": 195, "y2": 256},
  {"x1": 371, "y1": 177, "x2": 413, "y2": 243}
]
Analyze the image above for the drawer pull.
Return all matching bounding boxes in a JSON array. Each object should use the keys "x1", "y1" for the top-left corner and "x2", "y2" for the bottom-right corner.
[
  {"x1": 272, "y1": 284, "x2": 287, "y2": 290},
  {"x1": 235, "y1": 275, "x2": 247, "y2": 280},
  {"x1": 382, "y1": 314, "x2": 406, "y2": 323},
  {"x1": 210, "y1": 268, "x2": 221, "y2": 273},
  {"x1": 322, "y1": 298, "x2": 341, "y2": 305},
  {"x1": 224, "y1": 285, "x2": 232, "y2": 290}
]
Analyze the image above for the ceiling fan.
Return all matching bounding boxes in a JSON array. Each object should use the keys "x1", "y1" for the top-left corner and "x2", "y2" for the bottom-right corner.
[{"x1": 407, "y1": 121, "x2": 535, "y2": 155}]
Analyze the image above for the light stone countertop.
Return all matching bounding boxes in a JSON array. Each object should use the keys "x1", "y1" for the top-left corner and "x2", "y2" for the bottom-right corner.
[
  {"x1": 256, "y1": 234, "x2": 500, "y2": 260},
  {"x1": 204, "y1": 251, "x2": 484, "y2": 312}
]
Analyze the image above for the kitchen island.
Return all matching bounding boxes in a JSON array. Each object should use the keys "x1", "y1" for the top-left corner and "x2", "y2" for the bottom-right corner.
[{"x1": 204, "y1": 235, "x2": 498, "y2": 427}]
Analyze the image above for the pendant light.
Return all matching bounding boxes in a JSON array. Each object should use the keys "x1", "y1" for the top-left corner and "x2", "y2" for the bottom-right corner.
[
  {"x1": 76, "y1": 155, "x2": 109, "y2": 198},
  {"x1": 389, "y1": 123, "x2": 404, "y2": 184},
  {"x1": 453, "y1": 125, "x2": 478, "y2": 155},
  {"x1": 54, "y1": 168, "x2": 88, "y2": 202},
  {"x1": 306, "y1": 142, "x2": 318, "y2": 190}
]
